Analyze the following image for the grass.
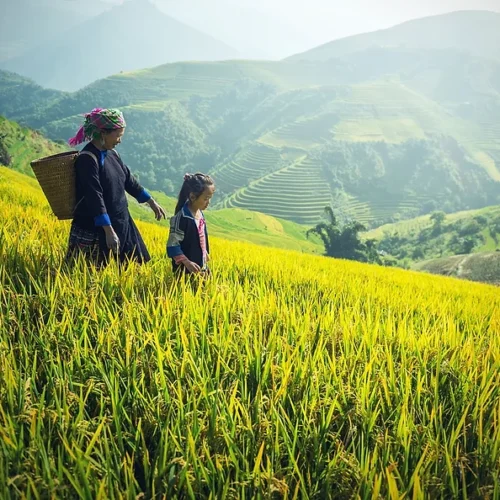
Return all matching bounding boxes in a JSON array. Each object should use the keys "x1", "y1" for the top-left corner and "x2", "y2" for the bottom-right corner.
[{"x1": 2, "y1": 155, "x2": 500, "y2": 498}]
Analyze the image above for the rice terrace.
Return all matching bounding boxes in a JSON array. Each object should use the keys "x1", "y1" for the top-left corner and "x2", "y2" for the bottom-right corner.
[{"x1": 1, "y1": 0, "x2": 500, "y2": 498}]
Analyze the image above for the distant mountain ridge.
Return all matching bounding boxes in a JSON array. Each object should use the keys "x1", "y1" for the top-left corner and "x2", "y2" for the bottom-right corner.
[
  {"x1": 0, "y1": 0, "x2": 239, "y2": 91},
  {"x1": 288, "y1": 10, "x2": 500, "y2": 62}
]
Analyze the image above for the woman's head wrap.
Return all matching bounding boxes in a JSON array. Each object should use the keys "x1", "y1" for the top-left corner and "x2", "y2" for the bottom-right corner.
[{"x1": 68, "y1": 108, "x2": 126, "y2": 147}]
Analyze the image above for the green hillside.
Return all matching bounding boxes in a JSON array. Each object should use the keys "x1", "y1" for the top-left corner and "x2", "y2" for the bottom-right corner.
[
  {"x1": 365, "y1": 205, "x2": 500, "y2": 266},
  {"x1": 0, "y1": 115, "x2": 66, "y2": 175},
  {"x1": 367, "y1": 205, "x2": 500, "y2": 240},
  {"x1": 1, "y1": 11, "x2": 500, "y2": 227}
]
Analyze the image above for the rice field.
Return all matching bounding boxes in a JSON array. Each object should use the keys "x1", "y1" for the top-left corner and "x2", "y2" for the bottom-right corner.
[{"x1": 1, "y1": 167, "x2": 500, "y2": 498}]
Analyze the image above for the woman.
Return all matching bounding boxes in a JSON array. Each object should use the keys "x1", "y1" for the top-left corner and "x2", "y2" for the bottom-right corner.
[{"x1": 66, "y1": 107, "x2": 165, "y2": 266}]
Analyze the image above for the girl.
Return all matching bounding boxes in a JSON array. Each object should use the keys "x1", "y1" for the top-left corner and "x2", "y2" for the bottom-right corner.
[{"x1": 167, "y1": 173, "x2": 215, "y2": 274}]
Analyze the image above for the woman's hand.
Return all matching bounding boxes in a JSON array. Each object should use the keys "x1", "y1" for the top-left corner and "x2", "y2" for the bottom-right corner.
[
  {"x1": 184, "y1": 260, "x2": 201, "y2": 273},
  {"x1": 147, "y1": 198, "x2": 166, "y2": 221},
  {"x1": 103, "y1": 226, "x2": 120, "y2": 253}
]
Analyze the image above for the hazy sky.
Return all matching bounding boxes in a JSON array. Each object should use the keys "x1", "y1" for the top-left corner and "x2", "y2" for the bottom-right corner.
[{"x1": 96, "y1": 0, "x2": 500, "y2": 57}]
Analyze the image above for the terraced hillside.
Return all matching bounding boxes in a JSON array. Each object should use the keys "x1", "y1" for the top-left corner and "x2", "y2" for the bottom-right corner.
[
  {"x1": 2, "y1": 18, "x2": 500, "y2": 227},
  {"x1": 340, "y1": 193, "x2": 424, "y2": 226},
  {"x1": 210, "y1": 81, "x2": 498, "y2": 225},
  {"x1": 212, "y1": 143, "x2": 282, "y2": 194},
  {"x1": 221, "y1": 156, "x2": 332, "y2": 225},
  {"x1": 259, "y1": 113, "x2": 339, "y2": 149}
]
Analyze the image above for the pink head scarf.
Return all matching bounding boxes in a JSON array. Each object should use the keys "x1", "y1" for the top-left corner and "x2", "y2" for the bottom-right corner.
[{"x1": 68, "y1": 108, "x2": 126, "y2": 147}]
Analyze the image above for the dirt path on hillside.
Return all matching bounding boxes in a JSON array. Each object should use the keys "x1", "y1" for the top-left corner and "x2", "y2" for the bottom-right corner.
[{"x1": 455, "y1": 254, "x2": 474, "y2": 279}]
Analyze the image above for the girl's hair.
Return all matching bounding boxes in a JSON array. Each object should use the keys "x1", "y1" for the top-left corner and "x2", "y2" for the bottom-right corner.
[{"x1": 175, "y1": 172, "x2": 215, "y2": 214}]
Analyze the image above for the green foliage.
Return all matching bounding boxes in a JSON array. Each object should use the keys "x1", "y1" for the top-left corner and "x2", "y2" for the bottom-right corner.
[
  {"x1": 307, "y1": 207, "x2": 380, "y2": 263},
  {"x1": 430, "y1": 211, "x2": 446, "y2": 227},
  {"x1": 0, "y1": 136, "x2": 11, "y2": 166},
  {"x1": 375, "y1": 206, "x2": 500, "y2": 264},
  {"x1": 317, "y1": 138, "x2": 498, "y2": 227},
  {"x1": 0, "y1": 70, "x2": 64, "y2": 124}
]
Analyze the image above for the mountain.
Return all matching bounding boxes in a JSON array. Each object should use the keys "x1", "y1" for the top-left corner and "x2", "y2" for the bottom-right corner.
[
  {"x1": 0, "y1": 0, "x2": 110, "y2": 62},
  {"x1": 0, "y1": 0, "x2": 239, "y2": 92},
  {"x1": 1, "y1": 13, "x2": 500, "y2": 227},
  {"x1": 2, "y1": 49, "x2": 500, "y2": 227},
  {"x1": 157, "y1": 0, "x2": 315, "y2": 59},
  {"x1": 288, "y1": 10, "x2": 500, "y2": 63}
]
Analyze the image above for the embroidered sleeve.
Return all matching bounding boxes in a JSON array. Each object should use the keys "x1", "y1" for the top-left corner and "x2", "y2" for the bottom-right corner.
[{"x1": 167, "y1": 213, "x2": 186, "y2": 258}]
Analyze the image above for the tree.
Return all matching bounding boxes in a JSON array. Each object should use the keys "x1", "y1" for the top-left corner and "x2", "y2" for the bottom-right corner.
[
  {"x1": 411, "y1": 247, "x2": 425, "y2": 260},
  {"x1": 430, "y1": 211, "x2": 446, "y2": 236},
  {"x1": 474, "y1": 215, "x2": 488, "y2": 226},
  {"x1": 462, "y1": 238, "x2": 476, "y2": 254},
  {"x1": 365, "y1": 239, "x2": 382, "y2": 264},
  {"x1": 459, "y1": 221, "x2": 481, "y2": 237},
  {"x1": 306, "y1": 207, "x2": 341, "y2": 258},
  {"x1": 0, "y1": 137, "x2": 11, "y2": 166},
  {"x1": 307, "y1": 207, "x2": 376, "y2": 263}
]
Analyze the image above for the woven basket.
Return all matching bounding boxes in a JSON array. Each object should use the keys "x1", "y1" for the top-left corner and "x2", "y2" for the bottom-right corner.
[{"x1": 30, "y1": 151, "x2": 79, "y2": 220}]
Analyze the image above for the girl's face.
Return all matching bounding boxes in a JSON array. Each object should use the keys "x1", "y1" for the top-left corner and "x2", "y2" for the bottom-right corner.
[{"x1": 190, "y1": 185, "x2": 215, "y2": 211}]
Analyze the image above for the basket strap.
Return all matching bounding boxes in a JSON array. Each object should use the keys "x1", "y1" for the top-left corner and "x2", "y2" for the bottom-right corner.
[
  {"x1": 73, "y1": 150, "x2": 100, "y2": 213},
  {"x1": 79, "y1": 150, "x2": 99, "y2": 166}
]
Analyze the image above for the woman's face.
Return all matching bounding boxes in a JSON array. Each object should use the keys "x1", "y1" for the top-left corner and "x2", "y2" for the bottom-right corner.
[{"x1": 102, "y1": 128, "x2": 125, "y2": 150}]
